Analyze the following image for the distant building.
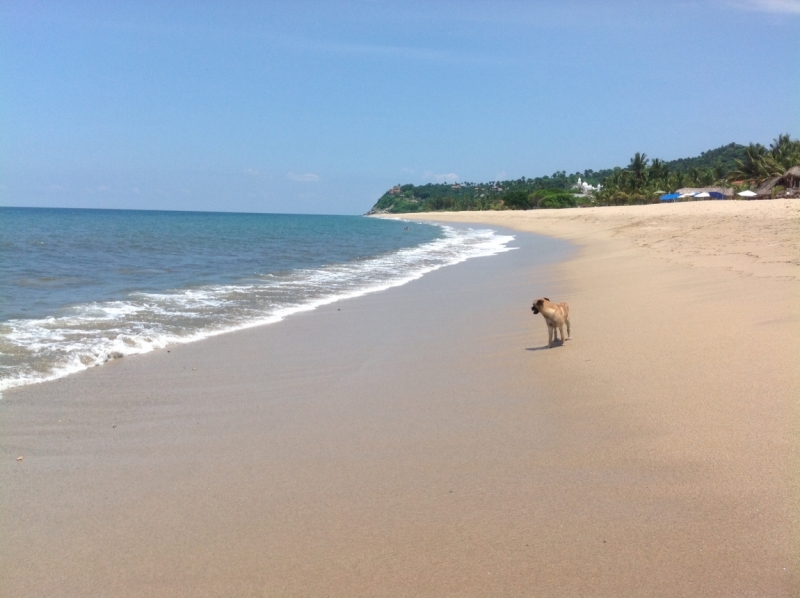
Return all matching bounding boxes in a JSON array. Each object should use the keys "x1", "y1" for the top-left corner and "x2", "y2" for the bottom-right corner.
[
  {"x1": 779, "y1": 166, "x2": 800, "y2": 190},
  {"x1": 572, "y1": 177, "x2": 600, "y2": 196}
]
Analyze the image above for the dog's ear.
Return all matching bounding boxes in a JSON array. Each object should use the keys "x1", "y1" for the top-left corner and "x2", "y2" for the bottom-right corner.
[{"x1": 544, "y1": 297, "x2": 550, "y2": 302}]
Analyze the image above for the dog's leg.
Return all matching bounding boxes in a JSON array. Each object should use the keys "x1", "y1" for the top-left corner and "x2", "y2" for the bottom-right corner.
[
  {"x1": 548, "y1": 325, "x2": 554, "y2": 348},
  {"x1": 566, "y1": 317, "x2": 571, "y2": 340},
  {"x1": 557, "y1": 324, "x2": 565, "y2": 346}
]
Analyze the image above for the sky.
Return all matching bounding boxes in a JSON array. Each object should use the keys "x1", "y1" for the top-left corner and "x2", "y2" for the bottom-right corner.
[{"x1": 1, "y1": 0, "x2": 798, "y2": 215}]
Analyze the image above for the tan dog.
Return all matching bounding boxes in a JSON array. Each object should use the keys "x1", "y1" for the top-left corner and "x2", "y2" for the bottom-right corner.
[{"x1": 531, "y1": 297, "x2": 571, "y2": 348}]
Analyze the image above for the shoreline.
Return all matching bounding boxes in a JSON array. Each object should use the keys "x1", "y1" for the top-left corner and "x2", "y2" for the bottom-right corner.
[
  {"x1": 1, "y1": 229, "x2": 574, "y2": 596},
  {"x1": 2, "y1": 201, "x2": 799, "y2": 596},
  {"x1": 0, "y1": 220, "x2": 512, "y2": 397}
]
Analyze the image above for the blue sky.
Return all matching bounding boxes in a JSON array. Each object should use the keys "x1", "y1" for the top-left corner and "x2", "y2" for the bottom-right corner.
[{"x1": 1, "y1": 1, "x2": 798, "y2": 214}]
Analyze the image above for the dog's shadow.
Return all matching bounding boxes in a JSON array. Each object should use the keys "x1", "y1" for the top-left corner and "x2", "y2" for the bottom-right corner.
[{"x1": 526, "y1": 340, "x2": 565, "y2": 351}]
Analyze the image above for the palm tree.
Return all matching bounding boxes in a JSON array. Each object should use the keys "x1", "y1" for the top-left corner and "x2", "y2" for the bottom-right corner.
[
  {"x1": 729, "y1": 144, "x2": 782, "y2": 185},
  {"x1": 649, "y1": 158, "x2": 669, "y2": 184},
  {"x1": 713, "y1": 161, "x2": 727, "y2": 182},
  {"x1": 698, "y1": 168, "x2": 715, "y2": 187},
  {"x1": 687, "y1": 167, "x2": 700, "y2": 186},
  {"x1": 770, "y1": 133, "x2": 800, "y2": 171},
  {"x1": 667, "y1": 171, "x2": 686, "y2": 191},
  {"x1": 628, "y1": 152, "x2": 649, "y2": 188}
]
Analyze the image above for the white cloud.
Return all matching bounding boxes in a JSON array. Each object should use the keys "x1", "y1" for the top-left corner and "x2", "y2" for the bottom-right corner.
[
  {"x1": 96, "y1": 185, "x2": 112, "y2": 192},
  {"x1": 45, "y1": 184, "x2": 67, "y2": 191},
  {"x1": 242, "y1": 168, "x2": 260, "y2": 176},
  {"x1": 422, "y1": 171, "x2": 459, "y2": 184},
  {"x1": 287, "y1": 172, "x2": 320, "y2": 182},
  {"x1": 729, "y1": 0, "x2": 800, "y2": 12},
  {"x1": 495, "y1": 171, "x2": 508, "y2": 181},
  {"x1": 434, "y1": 173, "x2": 459, "y2": 184}
]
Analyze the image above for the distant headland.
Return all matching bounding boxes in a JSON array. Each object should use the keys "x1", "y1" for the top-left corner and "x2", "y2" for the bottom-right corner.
[{"x1": 367, "y1": 134, "x2": 800, "y2": 214}]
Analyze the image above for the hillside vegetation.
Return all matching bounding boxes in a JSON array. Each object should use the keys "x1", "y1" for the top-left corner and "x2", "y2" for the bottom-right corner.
[{"x1": 368, "y1": 135, "x2": 799, "y2": 213}]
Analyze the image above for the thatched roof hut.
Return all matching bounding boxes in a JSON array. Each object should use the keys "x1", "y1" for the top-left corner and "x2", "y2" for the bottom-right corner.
[
  {"x1": 755, "y1": 167, "x2": 800, "y2": 197},
  {"x1": 755, "y1": 177, "x2": 781, "y2": 197},
  {"x1": 778, "y1": 166, "x2": 800, "y2": 189}
]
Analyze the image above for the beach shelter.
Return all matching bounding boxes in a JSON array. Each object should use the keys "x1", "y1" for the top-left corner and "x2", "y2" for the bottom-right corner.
[
  {"x1": 694, "y1": 192, "x2": 711, "y2": 199},
  {"x1": 738, "y1": 190, "x2": 757, "y2": 198},
  {"x1": 659, "y1": 193, "x2": 680, "y2": 202},
  {"x1": 709, "y1": 191, "x2": 726, "y2": 199}
]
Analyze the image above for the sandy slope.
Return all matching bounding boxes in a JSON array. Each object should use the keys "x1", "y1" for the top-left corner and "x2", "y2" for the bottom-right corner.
[
  {"x1": 382, "y1": 200, "x2": 800, "y2": 595},
  {"x1": 387, "y1": 199, "x2": 800, "y2": 280}
]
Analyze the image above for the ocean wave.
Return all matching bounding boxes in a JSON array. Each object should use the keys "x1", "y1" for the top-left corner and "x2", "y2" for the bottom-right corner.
[{"x1": 0, "y1": 225, "x2": 514, "y2": 394}]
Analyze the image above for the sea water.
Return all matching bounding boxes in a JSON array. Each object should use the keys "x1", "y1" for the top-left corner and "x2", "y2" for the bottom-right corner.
[{"x1": 0, "y1": 207, "x2": 514, "y2": 393}]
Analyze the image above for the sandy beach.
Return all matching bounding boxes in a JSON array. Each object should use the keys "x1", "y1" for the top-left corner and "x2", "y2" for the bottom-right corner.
[{"x1": 2, "y1": 200, "x2": 799, "y2": 597}]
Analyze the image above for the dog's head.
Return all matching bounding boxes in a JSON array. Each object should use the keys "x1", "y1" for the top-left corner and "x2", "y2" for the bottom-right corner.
[{"x1": 531, "y1": 298, "x2": 550, "y2": 314}]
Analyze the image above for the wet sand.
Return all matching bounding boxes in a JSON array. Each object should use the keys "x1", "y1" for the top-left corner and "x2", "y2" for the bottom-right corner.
[{"x1": 2, "y1": 201, "x2": 799, "y2": 597}]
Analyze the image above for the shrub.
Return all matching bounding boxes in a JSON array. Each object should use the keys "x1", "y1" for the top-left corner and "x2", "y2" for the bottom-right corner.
[
  {"x1": 502, "y1": 190, "x2": 533, "y2": 210},
  {"x1": 532, "y1": 189, "x2": 578, "y2": 209}
]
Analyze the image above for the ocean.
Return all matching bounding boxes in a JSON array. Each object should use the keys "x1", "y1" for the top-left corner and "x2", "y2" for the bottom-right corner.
[{"x1": 0, "y1": 207, "x2": 514, "y2": 393}]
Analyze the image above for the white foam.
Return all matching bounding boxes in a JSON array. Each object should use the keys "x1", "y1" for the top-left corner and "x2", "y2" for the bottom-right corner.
[{"x1": 0, "y1": 226, "x2": 514, "y2": 395}]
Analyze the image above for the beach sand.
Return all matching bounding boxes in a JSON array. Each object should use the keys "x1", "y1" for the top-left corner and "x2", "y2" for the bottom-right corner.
[{"x1": 2, "y1": 200, "x2": 799, "y2": 596}]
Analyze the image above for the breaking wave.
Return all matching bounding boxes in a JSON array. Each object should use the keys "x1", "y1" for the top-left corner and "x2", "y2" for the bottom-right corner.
[{"x1": 0, "y1": 225, "x2": 514, "y2": 394}]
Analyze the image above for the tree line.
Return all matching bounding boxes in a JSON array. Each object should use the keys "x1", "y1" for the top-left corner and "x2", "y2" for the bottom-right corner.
[
  {"x1": 368, "y1": 134, "x2": 800, "y2": 213},
  {"x1": 596, "y1": 134, "x2": 800, "y2": 205}
]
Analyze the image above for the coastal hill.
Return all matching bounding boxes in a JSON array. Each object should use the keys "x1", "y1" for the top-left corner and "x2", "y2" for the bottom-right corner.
[{"x1": 367, "y1": 142, "x2": 752, "y2": 214}]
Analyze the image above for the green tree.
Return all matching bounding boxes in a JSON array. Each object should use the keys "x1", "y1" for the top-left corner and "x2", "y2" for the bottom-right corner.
[
  {"x1": 769, "y1": 133, "x2": 800, "y2": 170},
  {"x1": 729, "y1": 144, "x2": 781, "y2": 184},
  {"x1": 628, "y1": 152, "x2": 649, "y2": 187},
  {"x1": 502, "y1": 190, "x2": 532, "y2": 210},
  {"x1": 649, "y1": 158, "x2": 669, "y2": 184}
]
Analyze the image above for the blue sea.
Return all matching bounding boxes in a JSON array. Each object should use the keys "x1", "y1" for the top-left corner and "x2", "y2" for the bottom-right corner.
[{"x1": 0, "y1": 207, "x2": 514, "y2": 393}]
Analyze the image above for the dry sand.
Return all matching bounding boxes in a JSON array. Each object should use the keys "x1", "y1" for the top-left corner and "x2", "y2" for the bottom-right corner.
[{"x1": 2, "y1": 200, "x2": 799, "y2": 597}]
